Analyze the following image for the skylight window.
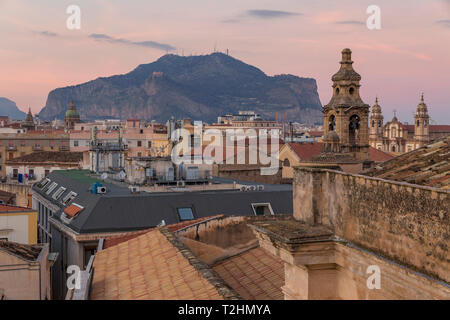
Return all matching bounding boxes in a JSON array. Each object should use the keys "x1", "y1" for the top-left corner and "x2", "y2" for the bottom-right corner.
[
  {"x1": 177, "y1": 207, "x2": 194, "y2": 221},
  {"x1": 251, "y1": 203, "x2": 274, "y2": 216},
  {"x1": 61, "y1": 191, "x2": 77, "y2": 205},
  {"x1": 52, "y1": 187, "x2": 67, "y2": 200},
  {"x1": 45, "y1": 182, "x2": 58, "y2": 195},
  {"x1": 37, "y1": 178, "x2": 50, "y2": 189}
]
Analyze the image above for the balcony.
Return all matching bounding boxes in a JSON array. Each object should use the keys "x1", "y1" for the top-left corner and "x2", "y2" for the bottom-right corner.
[
  {"x1": 60, "y1": 146, "x2": 69, "y2": 151},
  {"x1": 33, "y1": 146, "x2": 42, "y2": 151},
  {"x1": 7, "y1": 146, "x2": 17, "y2": 151},
  {"x1": 6, "y1": 173, "x2": 37, "y2": 185}
]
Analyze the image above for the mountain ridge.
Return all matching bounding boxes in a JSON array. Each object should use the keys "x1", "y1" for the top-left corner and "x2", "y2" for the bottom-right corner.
[
  {"x1": 0, "y1": 97, "x2": 27, "y2": 120},
  {"x1": 39, "y1": 53, "x2": 323, "y2": 124}
]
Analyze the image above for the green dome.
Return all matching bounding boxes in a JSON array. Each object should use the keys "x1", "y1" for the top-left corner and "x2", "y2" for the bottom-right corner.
[
  {"x1": 65, "y1": 109, "x2": 79, "y2": 118},
  {"x1": 65, "y1": 101, "x2": 80, "y2": 119}
]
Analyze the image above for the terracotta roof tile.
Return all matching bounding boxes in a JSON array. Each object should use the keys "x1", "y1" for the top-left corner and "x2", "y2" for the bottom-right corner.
[
  {"x1": 368, "y1": 147, "x2": 394, "y2": 162},
  {"x1": 212, "y1": 247, "x2": 285, "y2": 300},
  {"x1": 0, "y1": 241, "x2": 43, "y2": 261},
  {"x1": 366, "y1": 136, "x2": 450, "y2": 189},
  {"x1": 91, "y1": 228, "x2": 237, "y2": 300},
  {"x1": 0, "y1": 204, "x2": 33, "y2": 213},
  {"x1": 287, "y1": 142, "x2": 324, "y2": 161},
  {"x1": 6, "y1": 151, "x2": 82, "y2": 164},
  {"x1": 287, "y1": 142, "x2": 393, "y2": 163},
  {"x1": 64, "y1": 204, "x2": 83, "y2": 217}
]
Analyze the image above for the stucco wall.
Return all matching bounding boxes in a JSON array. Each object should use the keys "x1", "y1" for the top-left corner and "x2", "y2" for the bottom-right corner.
[
  {"x1": 0, "y1": 245, "x2": 51, "y2": 300},
  {"x1": 0, "y1": 212, "x2": 37, "y2": 244},
  {"x1": 293, "y1": 167, "x2": 449, "y2": 283}
]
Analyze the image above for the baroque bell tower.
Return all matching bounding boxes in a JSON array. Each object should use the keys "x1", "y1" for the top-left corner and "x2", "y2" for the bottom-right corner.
[
  {"x1": 322, "y1": 48, "x2": 370, "y2": 160},
  {"x1": 414, "y1": 93, "x2": 430, "y2": 147},
  {"x1": 369, "y1": 97, "x2": 384, "y2": 147}
]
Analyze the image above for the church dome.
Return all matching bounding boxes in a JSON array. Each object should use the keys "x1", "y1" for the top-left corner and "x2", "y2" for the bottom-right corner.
[
  {"x1": 65, "y1": 109, "x2": 79, "y2": 118},
  {"x1": 65, "y1": 101, "x2": 80, "y2": 119}
]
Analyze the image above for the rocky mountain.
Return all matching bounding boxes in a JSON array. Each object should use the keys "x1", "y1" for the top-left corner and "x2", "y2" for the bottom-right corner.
[
  {"x1": 39, "y1": 53, "x2": 323, "y2": 124},
  {"x1": 0, "y1": 97, "x2": 27, "y2": 120}
]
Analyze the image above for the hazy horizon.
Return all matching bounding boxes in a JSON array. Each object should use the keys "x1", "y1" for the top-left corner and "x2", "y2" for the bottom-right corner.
[{"x1": 1, "y1": 0, "x2": 449, "y2": 123}]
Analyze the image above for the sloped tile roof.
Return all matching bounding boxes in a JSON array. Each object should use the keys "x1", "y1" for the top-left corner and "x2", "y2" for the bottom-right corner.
[
  {"x1": 212, "y1": 247, "x2": 285, "y2": 300},
  {"x1": 366, "y1": 136, "x2": 450, "y2": 189},
  {"x1": 368, "y1": 147, "x2": 394, "y2": 163},
  {"x1": 91, "y1": 228, "x2": 239, "y2": 300},
  {"x1": 103, "y1": 229, "x2": 154, "y2": 249},
  {"x1": 0, "y1": 204, "x2": 34, "y2": 213},
  {"x1": 0, "y1": 241, "x2": 43, "y2": 261},
  {"x1": 6, "y1": 151, "x2": 82, "y2": 164},
  {"x1": 287, "y1": 142, "x2": 323, "y2": 161},
  {"x1": 287, "y1": 142, "x2": 393, "y2": 163}
]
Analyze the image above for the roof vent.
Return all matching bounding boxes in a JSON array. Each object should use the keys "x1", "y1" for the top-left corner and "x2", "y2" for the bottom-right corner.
[{"x1": 97, "y1": 186, "x2": 107, "y2": 194}]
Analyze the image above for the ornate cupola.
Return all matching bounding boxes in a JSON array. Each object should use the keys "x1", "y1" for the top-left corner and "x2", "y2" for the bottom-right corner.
[
  {"x1": 65, "y1": 100, "x2": 81, "y2": 129},
  {"x1": 322, "y1": 48, "x2": 370, "y2": 160},
  {"x1": 414, "y1": 93, "x2": 430, "y2": 146},
  {"x1": 21, "y1": 108, "x2": 35, "y2": 130},
  {"x1": 369, "y1": 97, "x2": 384, "y2": 142}
]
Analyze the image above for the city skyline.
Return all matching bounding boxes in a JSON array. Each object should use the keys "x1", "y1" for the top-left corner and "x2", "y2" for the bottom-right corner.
[{"x1": 1, "y1": 0, "x2": 450, "y2": 123}]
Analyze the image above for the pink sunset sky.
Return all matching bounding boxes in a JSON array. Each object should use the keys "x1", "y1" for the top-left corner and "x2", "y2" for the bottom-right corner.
[{"x1": 0, "y1": 0, "x2": 449, "y2": 123}]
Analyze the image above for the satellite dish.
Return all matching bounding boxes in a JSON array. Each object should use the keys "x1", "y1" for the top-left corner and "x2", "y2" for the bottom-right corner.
[{"x1": 101, "y1": 173, "x2": 108, "y2": 180}]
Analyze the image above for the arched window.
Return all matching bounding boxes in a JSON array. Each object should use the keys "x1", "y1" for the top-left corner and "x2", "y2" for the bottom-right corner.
[
  {"x1": 372, "y1": 120, "x2": 375, "y2": 128},
  {"x1": 392, "y1": 145, "x2": 396, "y2": 152},
  {"x1": 378, "y1": 120, "x2": 382, "y2": 128},
  {"x1": 349, "y1": 115, "x2": 360, "y2": 144},
  {"x1": 349, "y1": 87, "x2": 355, "y2": 95},
  {"x1": 417, "y1": 120, "x2": 420, "y2": 126},
  {"x1": 328, "y1": 115, "x2": 336, "y2": 131},
  {"x1": 335, "y1": 87, "x2": 340, "y2": 95},
  {"x1": 283, "y1": 159, "x2": 290, "y2": 167}
]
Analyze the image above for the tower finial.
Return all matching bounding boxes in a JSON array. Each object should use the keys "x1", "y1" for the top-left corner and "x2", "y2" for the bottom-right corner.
[
  {"x1": 421, "y1": 92, "x2": 424, "y2": 102},
  {"x1": 341, "y1": 48, "x2": 352, "y2": 64},
  {"x1": 375, "y1": 96, "x2": 378, "y2": 104}
]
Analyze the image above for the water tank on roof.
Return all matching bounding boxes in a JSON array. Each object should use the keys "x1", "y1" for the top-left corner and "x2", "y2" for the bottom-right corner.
[{"x1": 91, "y1": 182, "x2": 103, "y2": 194}]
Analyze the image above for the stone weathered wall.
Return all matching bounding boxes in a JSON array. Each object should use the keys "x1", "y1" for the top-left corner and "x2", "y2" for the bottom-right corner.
[
  {"x1": 293, "y1": 167, "x2": 449, "y2": 283},
  {"x1": 0, "y1": 183, "x2": 31, "y2": 207},
  {"x1": 217, "y1": 165, "x2": 289, "y2": 184}
]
